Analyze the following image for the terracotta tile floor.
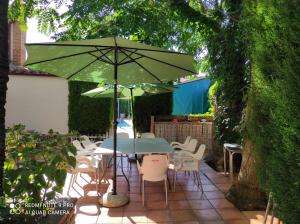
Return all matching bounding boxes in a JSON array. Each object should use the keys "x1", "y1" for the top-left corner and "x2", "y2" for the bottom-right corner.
[{"x1": 62, "y1": 159, "x2": 274, "y2": 224}]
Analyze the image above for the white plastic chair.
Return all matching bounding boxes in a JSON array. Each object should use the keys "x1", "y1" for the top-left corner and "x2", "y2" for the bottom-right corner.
[
  {"x1": 173, "y1": 138, "x2": 198, "y2": 153},
  {"x1": 170, "y1": 144, "x2": 206, "y2": 192},
  {"x1": 140, "y1": 132, "x2": 155, "y2": 138},
  {"x1": 170, "y1": 136, "x2": 191, "y2": 148},
  {"x1": 72, "y1": 140, "x2": 103, "y2": 171},
  {"x1": 67, "y1": 153, "x2": 100, "y2": 196},
  {"x1": 137, "y1": 155, "x2": 169, "y2": 206},
  {"x1": 81, "y1": 135, "x2": 103, "y2": 150}
]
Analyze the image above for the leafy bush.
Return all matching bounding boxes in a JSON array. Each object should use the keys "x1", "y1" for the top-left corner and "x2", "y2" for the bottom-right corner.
[
  {"x1": 68, "y1": 81, "x2": 113, "y2": 134},
  {"x1": 243, "y1": 1, "x2": 300, "y2": 223},
  {"x1": 187, "y1": 81, "x2": 218, "y2": 121},
  {"x1": 133, "y1": 93, "x2": 172, "y2": 132},
  {"x1": 1, "y1": 124, "x2": 77, "y2": 223}
]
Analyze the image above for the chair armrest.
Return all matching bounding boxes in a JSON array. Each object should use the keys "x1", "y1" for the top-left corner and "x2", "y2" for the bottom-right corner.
[
  {"x1": 83, "y1": 143, "x2": 98, "y2": 151},
  {"x1": 94, "y1": 141, "x2": 103, "y2": 146},
  {"x1": 170, "y1": 141, "x2": 182, "y2": 146}
]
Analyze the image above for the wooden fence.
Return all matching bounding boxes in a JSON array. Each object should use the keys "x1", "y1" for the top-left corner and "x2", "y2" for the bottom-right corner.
[{"x1": 152, "y1": 119, "x2": 213, "y2": 151}]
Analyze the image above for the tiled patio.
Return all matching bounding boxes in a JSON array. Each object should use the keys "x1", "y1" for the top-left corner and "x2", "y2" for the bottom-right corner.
[{"x1": 63, "y1": 159, "x2": 275, "y2": 224}]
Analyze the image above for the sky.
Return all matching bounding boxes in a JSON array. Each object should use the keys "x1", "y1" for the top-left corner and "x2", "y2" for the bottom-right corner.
[
  {"x1": 26, "y1": 1, "x2": 70, "y2": 43},
  {"x1": 26, "y1": 18, "x2": 53, "y2": 43}
]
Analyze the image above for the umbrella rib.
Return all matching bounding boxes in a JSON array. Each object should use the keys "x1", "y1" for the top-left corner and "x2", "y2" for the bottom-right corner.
[
  {"x1": 119, "y1": 56, "x2": 144, "y2": 65},
  {"x1": 124, "y1": 48, "x2": 195, "y2": 74},
  {"x1": 25, "y1": 48, "x2": 111, "y2": 66},
  {"x1": 94, "y1": 88, "x2": 109, "y2": 98},
  {"x1": 67, "y1": 48, "x2": 116, "y2": 80},
  {"x1": 95, "y1": 47, "x2": 114, "y2": 64},
  {"x1": 66, "y1": 58, "x2": 99, "y2": 80},
  {"x1": 119, "y1": 48, "x2": 163, "y2": 83},
  {"x1": 89, "y1": 52, "x2": 113, "y2": 65},
  {"x1": 119, "y1": 49, "x2": 138, "y2": 64},
  {"x1": 121, "y1": 46, "x2": 190, "y2": 55},
  {"x1": 26, "y1": 42, "x2": 190, "y2": 55},
  {"x1": 88, "y1": 47, "x2": 114, "y2": 65}
]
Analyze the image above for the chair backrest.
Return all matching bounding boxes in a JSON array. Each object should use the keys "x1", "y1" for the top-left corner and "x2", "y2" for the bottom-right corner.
[
  {"x1": 140, "y1": 155, "x2": 168, "y2": 181},
  {"x1": 141, "y1": 132, "x2": 155, "y2": 139},
  {"x1": 194, "y1": 144, "x2": 206, "y2": 160},
  {"x1": 185, "y1": 139, "x2": 198, "y2": 153},
  {"x1": 82, "y1": 135, "x2": 92, "y2": 143},
  {"x1": 117, "y1": 132, "x2": 129, "y2": 139},
  {"x1": 81, "y1": 140, "x2": 92, "y2": 148},
  {"x1": 72, "y1": 140, "x2": 84, "y2": 151},
  {"x1": 183, "y1": 136, "x2": 192, "y2": 145}
]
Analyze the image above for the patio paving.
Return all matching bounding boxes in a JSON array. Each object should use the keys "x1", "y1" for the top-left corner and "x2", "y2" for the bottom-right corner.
[{"x1": 62, "y1": 158, "x2": 273, "y2": 224}]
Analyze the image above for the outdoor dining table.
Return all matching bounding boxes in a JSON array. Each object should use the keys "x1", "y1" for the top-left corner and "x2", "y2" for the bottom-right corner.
[{"x1": 94, "y1": 137, "x2": 174, "y2": 191}]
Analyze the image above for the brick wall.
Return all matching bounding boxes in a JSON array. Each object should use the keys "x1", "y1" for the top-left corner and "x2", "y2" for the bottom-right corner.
[{"x1": 9, "y1": 22, "x2": 26, "y2": 66}]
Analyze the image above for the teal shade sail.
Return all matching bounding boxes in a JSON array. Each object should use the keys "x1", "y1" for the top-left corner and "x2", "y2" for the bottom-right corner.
[{"x1": 173, "y1": 79, "x2": 211, "y2": 115}]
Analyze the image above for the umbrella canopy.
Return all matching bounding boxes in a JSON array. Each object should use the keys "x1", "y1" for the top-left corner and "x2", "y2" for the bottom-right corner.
[
  {"x1": 25, "y1": 37, "x2": 195, "y2": 84},
  {"x1": 25, "y1": 37, "x2": 196, "y2": 207},
  {"x1": 81, "y1": 83, "x2": 174, "y2": 98}
]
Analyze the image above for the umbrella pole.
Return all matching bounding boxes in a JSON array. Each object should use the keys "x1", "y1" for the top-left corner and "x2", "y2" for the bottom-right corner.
[
  {"x1": 128, "y1": 88, "x2": 140, "y2": 163},
  {"x1": 112, "y1": 63, "x2": 118, "y2": 196},
  {"x1": 99, "y1": 45, "x2": 128, "y2": 207}
]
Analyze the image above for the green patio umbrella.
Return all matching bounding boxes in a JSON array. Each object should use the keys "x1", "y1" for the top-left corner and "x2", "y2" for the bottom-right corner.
[
  {"x1": 25, "y1": 37, "x2": 196, "y2": 207},
  {"x1": 81, "y1": 83, "x2": 174, "y2": 99},
  {"x1": 82, "y1": 83, "x2": 175, "y2": 138}
]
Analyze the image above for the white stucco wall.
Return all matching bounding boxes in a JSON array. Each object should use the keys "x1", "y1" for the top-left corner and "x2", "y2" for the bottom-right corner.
[{"x1": 6, "y1": 75, "x2": 69, "y2": 134}]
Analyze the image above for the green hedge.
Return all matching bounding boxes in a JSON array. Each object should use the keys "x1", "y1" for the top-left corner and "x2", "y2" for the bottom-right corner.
[
  {"x1": 133, "y1": 93, "x2": 172, "y2": 132},
  {"x1": 244, "y1": 1, "x2": 300, "y2": 223},
  {"x1": 68, "y1": 81, "x2": 112, "y2": 134}
]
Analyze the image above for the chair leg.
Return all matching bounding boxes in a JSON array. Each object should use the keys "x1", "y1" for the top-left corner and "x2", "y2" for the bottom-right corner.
[
  {"x1": 196, "y1": 171, "x2": 203, "y2": 193},
  {"x1": 173, "y1": 171, "x2": 177, "y2": 192},
  {"x1": 264, "y1": 192, "x2": 272, "y2": 224},
  {"x1": 139, "y1": 174, "x2": 142, "y2": 193},
  {"x1": 229, "y1": 152, "x2": 234, "y2": 181},
  {"x1": 223, "y1": 147, "x2": 227, "y2": 175},
  {"x1": 192, "y1": 171, "x2": 197, "y2": 186},
  {"x1": 73, "y1": 173, "x2": 78, "y2": 187},
  {"x1": 95, "y1": 169, "x2": 98, "y2": 196},
  {"x1": 67, "y1": 173, "x2": 74, "y2": 195},
  {"x1": 165, "y1": 179, "x2": 168, "y2": 206},
  {"x1": 142, "y1": 180, "x2": 145, "y2": 206}
]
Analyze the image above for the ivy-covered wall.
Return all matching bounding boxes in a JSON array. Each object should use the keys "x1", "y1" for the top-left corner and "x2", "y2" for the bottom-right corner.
[
  {"x1": 68, "y1": 81, "x2": 112, "y2": 134},
  {"x1": 244, "y1": 1, "x2": 300, "y2": 223},
  {"x1": 207, "y1": 0, "x2": 249, "y2": 145},
  {"x1": 133, "y1": 93, "x2": 172, "y2": 133}
]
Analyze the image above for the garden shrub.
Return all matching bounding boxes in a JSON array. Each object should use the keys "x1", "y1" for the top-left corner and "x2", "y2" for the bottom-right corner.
[
  {"x1": 68, "y1": 81, "x2": 112, "y2": 134},
  {"x1": 244, "y1": 1, "x2": 300, "y2": 223},
  {"x1": 133, "y1": 93, "x2": 172, "y2": 133},
  {"x1": 1, "y1": 124, "x2": 77, "y2": 223}
]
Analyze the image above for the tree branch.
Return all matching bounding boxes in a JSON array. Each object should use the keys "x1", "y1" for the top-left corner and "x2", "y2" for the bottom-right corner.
[{"x1": 169, "y1": 0, "x2": 221, "y2": 33}]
